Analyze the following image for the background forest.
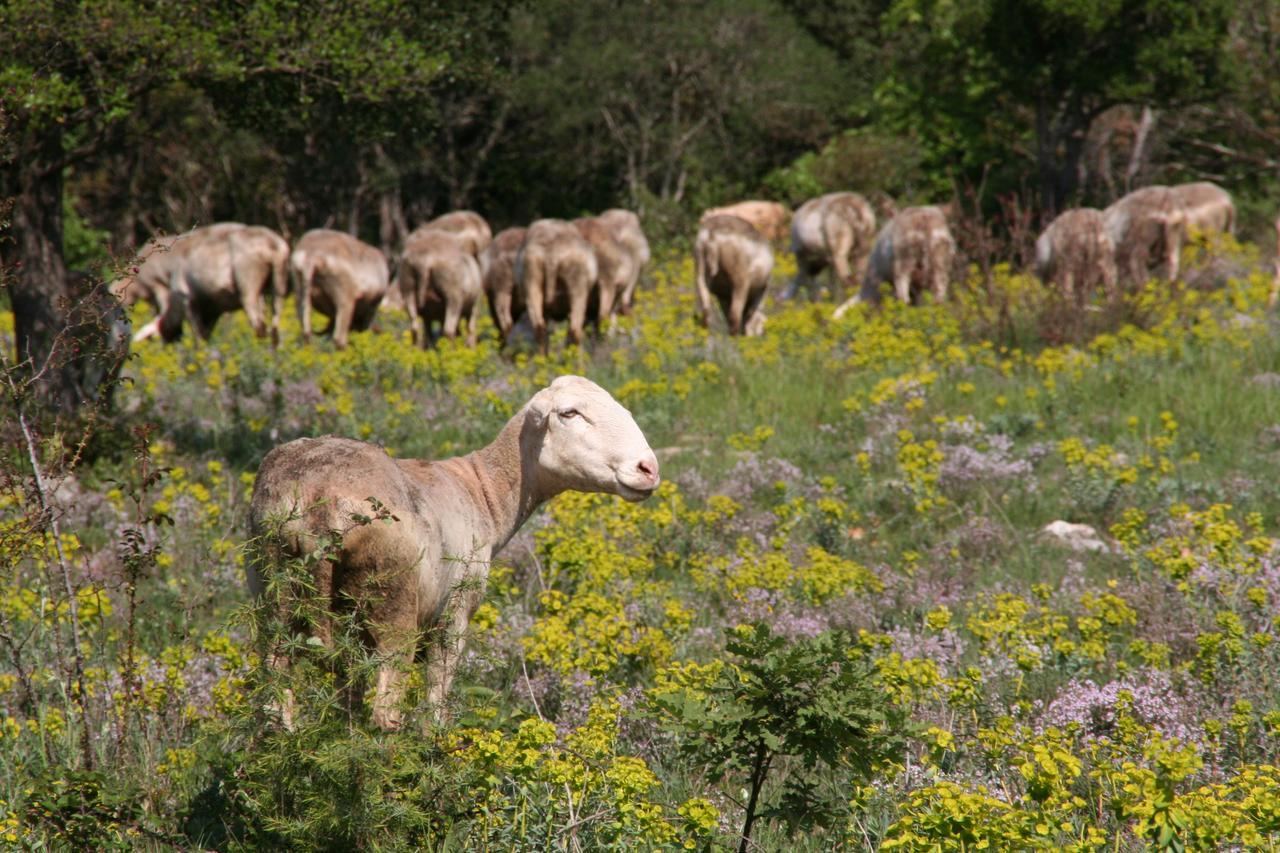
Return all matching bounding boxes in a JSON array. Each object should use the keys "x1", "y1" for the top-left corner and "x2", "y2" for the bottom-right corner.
[{"x1": 4, "y1": 0, "x2": 1279, "y2": 276}]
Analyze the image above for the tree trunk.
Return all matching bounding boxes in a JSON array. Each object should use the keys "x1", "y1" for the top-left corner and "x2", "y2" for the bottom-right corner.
[
  {"x1": 1034, "y1": 96, "x2": 1059, "y2": 218},
  {"x1": 7, "y1": 128, "x2": 127, "y2": 414},
  {"x1": 8, "y1": 128, "x2": 77, "y2": 409}
]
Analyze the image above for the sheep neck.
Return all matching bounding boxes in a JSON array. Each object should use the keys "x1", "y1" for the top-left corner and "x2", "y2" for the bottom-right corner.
[{"x1": 462, "y1": 409, "x2": 549, "y2": 554}]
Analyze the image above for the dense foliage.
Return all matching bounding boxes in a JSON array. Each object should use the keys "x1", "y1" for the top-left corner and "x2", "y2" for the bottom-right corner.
[{"x1": 3, "y1": 234, "x2": 1280, "y2": 847}]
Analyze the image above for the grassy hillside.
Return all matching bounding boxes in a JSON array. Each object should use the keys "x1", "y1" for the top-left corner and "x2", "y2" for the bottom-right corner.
[{"x1": 3, "y1": 238, "x2": 1280, "y2": 849}]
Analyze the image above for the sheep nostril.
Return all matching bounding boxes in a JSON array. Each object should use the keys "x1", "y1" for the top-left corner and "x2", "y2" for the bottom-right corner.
[{"x1": 636, "y1": 457, "x2": 659, "y2": 483}]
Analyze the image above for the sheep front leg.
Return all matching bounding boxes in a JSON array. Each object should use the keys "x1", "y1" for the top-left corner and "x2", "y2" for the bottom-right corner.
[
  {"x1": 694, "y1": 246, "x2": 714, "y2": 328},
  {"x1": 424, "y1": 579, "x2": 485, "y2": 725},
  {"x1": 567, "y1": 286, "x2": 589, "y2": 348},
  {"x1": 331, "y1": 295, "x2": 355, "y2": 350},
  {"x1": 829, "y1": 230, "x2": 855, "y2": 301},
  {"x1": 727, "y1": 281, "x2": 749, "y2": 336}
]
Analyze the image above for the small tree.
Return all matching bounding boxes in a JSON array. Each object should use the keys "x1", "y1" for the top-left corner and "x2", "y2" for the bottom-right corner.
[{"x1": 653, "y1": 623, "x2": 908, "y2": 853}]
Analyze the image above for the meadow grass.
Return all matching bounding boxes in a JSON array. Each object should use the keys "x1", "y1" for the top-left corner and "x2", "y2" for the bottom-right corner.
[{"x1": 2, "y1": 237, "x2": 1280, "y2": 849}]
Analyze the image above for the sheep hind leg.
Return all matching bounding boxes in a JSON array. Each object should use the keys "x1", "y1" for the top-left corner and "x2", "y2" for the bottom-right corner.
[{"x1": 423, "y1": 581, "x2": 484, "y2": 728}]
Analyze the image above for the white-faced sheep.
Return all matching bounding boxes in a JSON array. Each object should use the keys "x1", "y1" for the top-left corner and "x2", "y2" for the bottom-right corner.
[
  {"x1": 694, "y1": 214, "x2": 773, "y2": 336},
  {"x1": 248, "y1": 375, "x2": 660, "y2": 729},
  {"x1": 291, "y1": 229, "x2": 390, "y2": 350}
]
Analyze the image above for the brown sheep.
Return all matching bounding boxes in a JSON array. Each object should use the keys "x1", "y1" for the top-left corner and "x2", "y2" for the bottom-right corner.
[
  {"x1": 700, "y1": 200, "x2": 791, "y2": 244},
  {"x1": 291, "y1": 229, "x2": 390, "y2": 350},
  {"x1": 515, "y1": 219, "x2": 599, "y2": 353},
  {"x1": 1035, "y1": 208, "x2": 1118, "y2": 305},
  {"x1": 596, "y1": 209, "x2": 650, "y2": 315},
  {"x1": 248, "y1": 375, "x2": 660, "y2": 729},
  {"x1": 158, "y1": 224, "x2": 289, "y2": 344},
  {"x1": 481, "y1": 226, "x2": 528, "y2": 344},
  {"x1": 787, "y1": 192, "x2": 877, "y2": 301},
  {"x1": 1103, "y1": 186, "x2": 1185, "y2": 285},
  {"x1": 399, "y1": 230, "x2": 483, "y2": 348},
  {"x1": 694, "y1": 215, "x2": 773, "y2": 336}
]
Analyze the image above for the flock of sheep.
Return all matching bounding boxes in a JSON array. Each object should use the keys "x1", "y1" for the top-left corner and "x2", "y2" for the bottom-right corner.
[
  {"x1": 111, "y1": 180, "x2": 1249, "y2": 360},
  {"x1": 110, "y1": 181, "x2": 1248, "y2": 728}
]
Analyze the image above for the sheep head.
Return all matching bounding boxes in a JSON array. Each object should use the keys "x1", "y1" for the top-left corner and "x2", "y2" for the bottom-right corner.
[{"x1": 522, "y1": 375, "x2": 659, "y2": 502}]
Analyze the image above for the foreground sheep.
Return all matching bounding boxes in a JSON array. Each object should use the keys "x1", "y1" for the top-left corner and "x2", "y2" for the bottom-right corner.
[
  {"x1": 158, "y1": 224, "x2": 290, "y2": 344},
  {"x1": 694, "y1": 215, "x2": 773, "y2": 336},
  {"x1": 1103, "y1": 186, "x2": 1185, "y2": 284},
  {"x1": 515, "y1": 219, "x2": 599, "y2": 353},
  {"x1": 399, "y1": 230, "x2": 483, "y2": 347},
  {"x1": 291, "y1": 229, "x2": 390, "y2": 350},
  {"x1": 1035, "y1": 208, "x2": 1118, "y2": 305},
  {"x1": 786, "y1": 192, "x2": 877, "y2": 301},
  {"x1": 596, "y1": 209, "x2": 650, "y2": 315},
  {"x1": 835, "y1": 206, "x2": 954, "y2": 316},
  {"x1": 481, "y1": 226, "x2": 528, "y2": 343},
  {"x1": 248, "y1": 375, "x2": 660, "y2": 729}
]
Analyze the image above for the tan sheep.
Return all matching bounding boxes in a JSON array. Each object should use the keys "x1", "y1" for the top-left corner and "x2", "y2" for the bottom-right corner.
[
  {"x1": 1103, "y1": 186, "x2": 1185, "y2": 285},
  {"x1": 399, "y1": 230, "x2": 483, "y2": 348},
  {"x1": 248, "y1": 375, "x2": 660, "y2": 729},
  {"x1": 694, "y1": 215, "x2": 773, "y2": 336},
  {"x1": 481, "y1": 226, "x2": 528, "y2": 344},
  {"x1": 291, "y1": 229, "x2": 390, "y2": 350},
  {"x1": 406, "y1": 210, "x2": 493, "y2": 257},
  {"x1": 158, "y1": 224, "x2": 289, "y2": 344},
  {"x1": 573, "y1": 216, "x2": 637, "y2": 332},
  {"x1": 787, "y1": 192, "x2": 877, "y2": 301},
  {"x1": 1035, "y1": 208, "x2": 1118, "y2": 305},
  {"x1": 515, "y1": 219, "x2": 599, "y2": 353},
  {"x1": 835, "y1": 205, "x2": 954, "y2": 316},
  {"x1": 699, "y1": 200, "x2": 791, "y2": 245},
  {"x1": 596, "y1": 209, "x2": 650, "y2": 315},
  {"x1": 1170, "y1": 182, "x2": 1235, "y2": 239}
]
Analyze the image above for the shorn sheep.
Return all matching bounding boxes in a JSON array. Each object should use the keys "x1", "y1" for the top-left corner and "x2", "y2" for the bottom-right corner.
[
  {"x1": 291, "y1": 228, "x2": 390, "y2": 350},
  {"x1": 694, "y1": 215, "x2": 773, "y2": 336},
  {"x1": 248, "y1": 375, "x2": 660, "y2": 730}
]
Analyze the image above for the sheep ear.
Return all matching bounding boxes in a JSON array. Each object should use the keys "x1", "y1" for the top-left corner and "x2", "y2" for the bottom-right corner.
[{"x1": 526, "y1": 387, "x2": 555, "y2": 425}]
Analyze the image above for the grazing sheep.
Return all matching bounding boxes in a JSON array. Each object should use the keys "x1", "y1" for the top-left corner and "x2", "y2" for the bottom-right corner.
[
  {"x1": 573, "y1": 216, "x2": 636, "y2": 332},
  {"x1": 515, "y1": 219, "x2": 599, "y2": 353},
  {"x1": 158, "y1": 224, "x2": 289, "y2": 344},
  {"x1": 399, "y1": 230, "x2": 483, "y2": 348},
  {"x1": 112, "y1": 234, "x2": 182, "y2": 343},
  {"x1": 700, "y1": 200, "x2": 791, "y2": 245},
  {"x1": 786, "y1": 192, "x2": 877, "y2": 301},
  {"x1": 406, "y1": 210, "x2": 493, "y2": 257},
  {"x1": 481, "y1": 226, "x2": 528, "y2": 344},
  {"x1": 1035, "y1": 208, "x2": 1118, "y2": 305},
  {"x1": 835, "y1": 206, "x2": 954, "y2": 316},
  {"x1": 1170, "y1": 182, "x2": 1235, "y2": 239},
  {"x1": 248, "y1": 375, "x2": 661, "y2": 729},
  {"x1": 1103, "y1": 186, "x2": 1185, "y2": 285},
  {"x1": 694, "y1": 215, "x2": 773, "y2": 336},
  {"x1": 291, "y1": 229, "x2": 390, "y2": 350},
  {"x1": 596, "y1": 209, "x2": 650, "y2": 315}
]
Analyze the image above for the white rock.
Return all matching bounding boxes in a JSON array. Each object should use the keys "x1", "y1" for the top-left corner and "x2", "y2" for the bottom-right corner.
[{"x1": 1040, "y1": 520, "x2": 1109, "y2": 553}]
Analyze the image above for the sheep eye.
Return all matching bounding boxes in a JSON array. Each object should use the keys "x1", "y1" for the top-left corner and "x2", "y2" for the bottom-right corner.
[{"x1": 557, "y1": 408, "x2": 581, "y2": 420}]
